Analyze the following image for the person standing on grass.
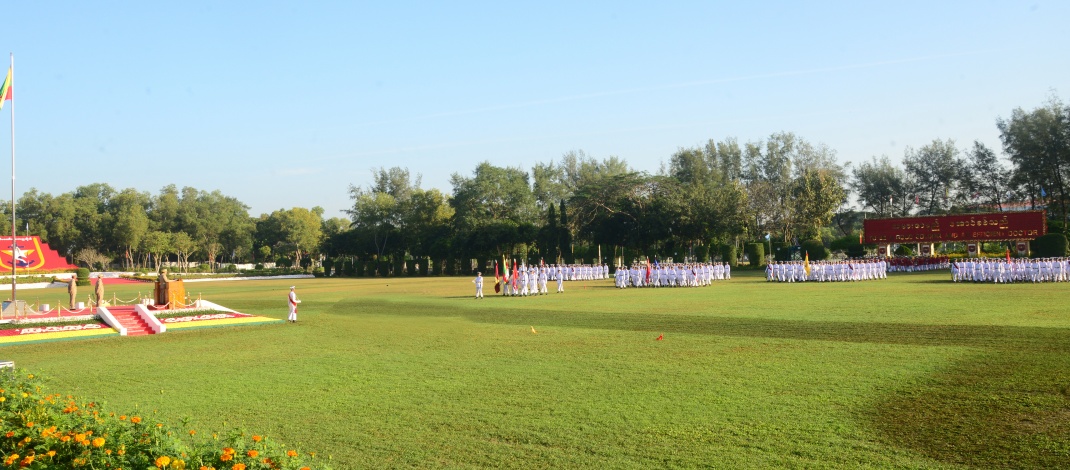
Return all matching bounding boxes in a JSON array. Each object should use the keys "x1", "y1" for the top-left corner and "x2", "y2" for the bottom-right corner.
[
  {"x1": 94, "y1": 274, "x2": 105, "y2": 307},
  {"x1": 473, "y1": 272, "x2": 484, "y2": 299},
  {"x1": 288, "y1": 286, "x2": 301, "y2": 323},
  {"x1": 68, "y1": 275, "x2": 78, "y2": 309}
]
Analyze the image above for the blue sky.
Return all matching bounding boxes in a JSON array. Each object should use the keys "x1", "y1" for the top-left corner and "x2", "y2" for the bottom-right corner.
[{"x1": 3, "y1": 1, "x2": 1068, "y2": 218}]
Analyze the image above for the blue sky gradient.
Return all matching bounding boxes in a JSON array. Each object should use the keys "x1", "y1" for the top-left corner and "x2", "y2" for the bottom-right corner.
[{"x1": 4, "y1": 1, "x2": 1068, "y2": 217}]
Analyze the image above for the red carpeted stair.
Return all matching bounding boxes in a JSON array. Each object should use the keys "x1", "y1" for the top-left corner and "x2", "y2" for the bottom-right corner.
[{"x1": 107, "y1": 306, "x2": 155, "y2": 336}]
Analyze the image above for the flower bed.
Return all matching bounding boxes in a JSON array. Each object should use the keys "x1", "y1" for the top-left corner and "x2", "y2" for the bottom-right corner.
[{"x1": 0, "y1": 370, "x2": 327, "y2": 469}]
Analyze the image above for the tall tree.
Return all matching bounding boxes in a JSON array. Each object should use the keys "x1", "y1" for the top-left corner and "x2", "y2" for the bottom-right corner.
[
  {"x1": 998, "y1": 96, "x2": 1070, "y2": 224},
  {"x1": 903, "y1": 139, "x2": 963, "y2": 215},
  {"x1": 851, "y1": 156, "x2": 908, "y2": 217}
]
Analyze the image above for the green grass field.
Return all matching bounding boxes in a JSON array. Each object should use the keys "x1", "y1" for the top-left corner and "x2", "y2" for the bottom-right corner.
[{"x1": 5, "y1": 270, "x2": 1070, "y2": 469}]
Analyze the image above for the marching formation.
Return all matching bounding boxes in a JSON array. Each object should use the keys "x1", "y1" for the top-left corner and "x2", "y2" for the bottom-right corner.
[
  {"x1": 766, "y1": 259, "x2": 887, "y2": 282},
  {"x1": 493, "y1": 263, "x2": 610, "y2": 296},
  {"x1": 887, "y1": 255, "x2": 950, "y2": 272},
  {"x1": 614, "y1": 262, "x2": 730, "y2": 288},
  {"x1": 951, "y1": 257, "x2": 1070, "y2": 283}
]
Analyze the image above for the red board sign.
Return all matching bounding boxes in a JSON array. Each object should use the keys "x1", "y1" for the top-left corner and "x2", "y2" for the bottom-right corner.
[
  {"x1": 0, "y1": 236, "x2": 78, "y2": 271},
  {"x1": 863, "y1": 211, "x2": 1046, "y2": 244}
]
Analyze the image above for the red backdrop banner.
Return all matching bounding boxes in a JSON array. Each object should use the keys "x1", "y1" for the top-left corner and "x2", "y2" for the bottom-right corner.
[
  {"x1": 863, "y1": 211, "x2": 1047, "y2": 244},
  {"x1": 0, "y1": 236, "x2": 78, "y2": 271}
]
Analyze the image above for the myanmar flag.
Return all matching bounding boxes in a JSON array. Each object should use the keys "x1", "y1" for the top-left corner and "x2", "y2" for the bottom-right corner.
[
  {"x1": 804, "y1": 252, "x2": 811, "y2": 277},
  {"x1": 0, "y1": 67, "x2": 10, "y2": 111}
]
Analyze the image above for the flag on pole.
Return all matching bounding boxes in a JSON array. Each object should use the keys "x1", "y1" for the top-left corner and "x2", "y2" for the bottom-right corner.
[
  {"x1": 804, "y1": 252, "x2": 811, "y2": 277},
  {"x1": 494, "y1": 260, "x2": 501, "y2": 293},
  {"x1": 1005, "y1": 248, "x2": 1011, "y2": 263},
  {"x1": 0, "y1": 67, "x2": 10, "y2": 111},
  {"x1": 859, "y1": 229, "x2": 863, "y2": 244}
]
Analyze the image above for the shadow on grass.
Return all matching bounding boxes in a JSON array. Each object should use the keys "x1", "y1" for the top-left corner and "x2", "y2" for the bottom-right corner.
[
  {"x1": 343, "y1": 298, "x2": 1070, "y2": 352},
  {"x1": 871, "y1": 350, "x2": 1070, "y2": 468},
  {"x1": 350, "y1": 297, "x2": 1070, "y2": 467}
]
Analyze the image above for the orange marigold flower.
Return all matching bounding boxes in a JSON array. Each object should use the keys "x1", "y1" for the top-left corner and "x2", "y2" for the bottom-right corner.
[
  {"x1": 219, "y1": 454, "x2": 232, "y2": 462},
  {"x1": 25, "y1": 422, "x2": 33, "y2": 428},
  {"x1": 300, "y1": 467, "x2": 311, "y2": 470},
  {"x1": 59, "y1": 435, "x2": 71, "y2": 442},
  {"x1": 4, "y1": 431, "x2": 12, "y2": 437},
  {"x1": 155, "y1": 455, "x2": 172, "y2": 468},
  {"x1": 92, "y1": 437, "x2": 106, "y2": 447},
  {"x1": 119, "y1": 415, "x2": 127, "y2": 421},
  {"x1": 20, "y1": 455, "x2": 34, "y2": 466},
  {"x1": 222, "y1": 447, "x2": 235, "y2": 455},
  {"x1": 231, "y1": 464, "x2": 246, "y2": 470},
  {"x1": 46, "y1": 450, "x2": 56, "y2": 457},
  {"x1": 286, "y1": 450, "x2": 297, "y2": 457},
  {"x1": 246, "y1": 450, "x2": 258, "y2": 458},
  {"x1": 251, "y1": 435, "x2": 262, "y2": 442},
  {"x1": 131, "y1": 417, "x2": 142, "y2": 424},
  {"x1": 189, "y1": 430, "x2": 196, "y2": 436}
]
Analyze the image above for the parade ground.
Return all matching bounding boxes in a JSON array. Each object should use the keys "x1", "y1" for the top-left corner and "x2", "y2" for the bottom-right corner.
[{"x1": 3, "y1": 269, "x2": 1069, "y2": 468}]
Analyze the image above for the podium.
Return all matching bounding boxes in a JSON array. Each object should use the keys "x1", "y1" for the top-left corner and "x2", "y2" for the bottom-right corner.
[{"x1": 154, "y1": 280, "x2": 186, "y2": 309}]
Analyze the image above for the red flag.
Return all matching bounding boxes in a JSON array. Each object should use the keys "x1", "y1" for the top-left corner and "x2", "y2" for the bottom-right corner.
[
  {"x1": 1006, "y1": 248, "x2": 1011, "y2": 263},
  {"x1": 512, "y1": 259, "x2": 519, "y2": 289},
  {"x1": 656, "y1": 334, "x2": 663, "y2": 341}
]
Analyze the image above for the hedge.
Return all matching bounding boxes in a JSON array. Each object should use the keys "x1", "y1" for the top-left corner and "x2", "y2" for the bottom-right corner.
[
  {"x1": 745, "y1": 243, "x2": 765, "y2": 266},
  {"x1": 1033, "y1": 233, "x2": 1068, "y2": 257}
]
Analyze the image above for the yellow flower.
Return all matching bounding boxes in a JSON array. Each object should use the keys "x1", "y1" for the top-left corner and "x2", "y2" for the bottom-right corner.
[
  {"x1": 0, "y1": 397, "x2": 5, "y2": 402},
  {"x1": 46, "y1": 450, "x2": 56, "y2": 457},
  {"x1": 155, "y1": 455, "x2": 172, "y2": 468},
  {"x1": 92, "y1": 437, "x2": 105, "y2": 447},
  {"x1": 21, "y1": 392, "x2": 27, "y2": 398}
]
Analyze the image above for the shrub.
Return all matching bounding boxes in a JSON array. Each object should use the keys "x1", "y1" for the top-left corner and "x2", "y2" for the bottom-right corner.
[
  {"x1": 75, "y1": 268, "x2": 91, "y2": 286},
  {"x1": 745, "y1": 243, "x2": 765, "y2": 266},
  {"x1": 0, "y1": 369, "x2": 325, "y2": 469},
  {"x1": 418, "y1": 257, "x2": 430, "y2": 276},
  {"x1": 846, "y1": 243, "x2": 866, "y2": 258},
  {"x1": 894, "y1": 244, "x2": 915, "y2": 256},
  {"x1": 720, "y1": 244, "x2": 738, "y2": 267},
  {"x1": 343, "y1": 259, "x2": 356, "y2": 276},
  {"x1": 275, "y1": 257, "x2": 292, "y2": 268},
  {"x1": 801, "y1": 239, "x2": 829, "y2": 260},
  {"x1": 1032, "y1": 233, "x2": 1068, "y2": 257},
  {"x1": 254, "y1": 263, "x2": 264, "y2": 270},
  {"x1": 312, "y1": 267, "x2": 325, "y2": 278},
  {"x1": 694, "y1": 245, "x2": 710, "y2": 263},
  {"x1": 321, "y1": 259, "x2": 334, "y2": 277}
]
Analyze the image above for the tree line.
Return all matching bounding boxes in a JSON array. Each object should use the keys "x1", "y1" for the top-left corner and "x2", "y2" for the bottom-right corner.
[{"x1": 6, "y1": 97, "x2": 1067, "y2": 271}]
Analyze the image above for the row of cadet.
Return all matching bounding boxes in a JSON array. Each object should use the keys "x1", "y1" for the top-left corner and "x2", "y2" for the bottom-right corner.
[
  {"x1": 886, "y1": 256, "x2": 951, "y2": 272},
  {"x1": 766, "y1": 259, "x2": 887, "y2": 282},
  {"x1": 951, "y1": 257, "x2": 1070, "y2": 283},
  {"x1": 614, "y1": 262, "x2": 731, "y2": 288},
  {"x1": 495, "y1": 264, "x2": 610, "y2": 296}
]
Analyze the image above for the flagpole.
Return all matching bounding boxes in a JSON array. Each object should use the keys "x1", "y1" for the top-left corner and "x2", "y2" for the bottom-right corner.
[{"x1": 9, "y1": 53, "x2": 15, "y2": 310}]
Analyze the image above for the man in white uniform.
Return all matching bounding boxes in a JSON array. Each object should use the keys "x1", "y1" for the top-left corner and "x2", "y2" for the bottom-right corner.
[{"x1": 288, "y1": 286, "x2": 301, "y2": 323}]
